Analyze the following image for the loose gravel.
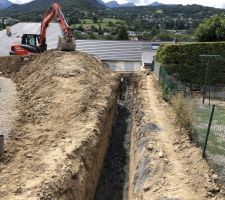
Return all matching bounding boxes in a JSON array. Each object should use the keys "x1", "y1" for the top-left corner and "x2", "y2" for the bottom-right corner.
[{"x1": 0, "y1": 77, "x2": 18, "y2": 138}]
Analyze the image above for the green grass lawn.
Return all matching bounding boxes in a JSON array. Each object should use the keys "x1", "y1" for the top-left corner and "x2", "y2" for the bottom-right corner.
[
  {"x1": 194, "y1": 104, "x2": 225, "y2": 156},
  {"x1": 194, "y1": 103, "x2": 225, "y2": 183}
]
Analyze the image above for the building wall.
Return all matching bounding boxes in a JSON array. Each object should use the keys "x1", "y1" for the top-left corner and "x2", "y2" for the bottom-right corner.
[{"x1": 105, "y1": 61, "x2": 142, "y2": 72}]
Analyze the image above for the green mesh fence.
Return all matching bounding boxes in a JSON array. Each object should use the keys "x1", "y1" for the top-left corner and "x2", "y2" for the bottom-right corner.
[
  {"x1": 159, "y1": 66, "x2": 187, "y2": 100},
  {"x1": 192, "y1": 103, "x2": 212, "y2": 149},
  {"x1": 158, "y1": 65, "x2": 225, "y2": 185},
  {"x1": 194, "y1": 104, "x2": 225, "y2": 184}
]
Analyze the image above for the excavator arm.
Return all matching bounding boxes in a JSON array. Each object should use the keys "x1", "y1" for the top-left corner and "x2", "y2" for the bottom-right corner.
[{"x1": 39, "y1": 0, "x2": 75, "y2": 51}]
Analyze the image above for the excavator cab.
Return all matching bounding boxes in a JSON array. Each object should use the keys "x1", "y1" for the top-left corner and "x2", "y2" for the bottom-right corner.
[
  {"x1": 21, "y1": 34, "x2": 38, "y2": 48},
  {"x1": 21, "y1": 34, "x2": 47, "y2": 52},
  {"x1": 10, "y1": 34, "x2": 47, "y2": 55},
  {"x1": 10, "y1": 34, "x2": 39, "y2": 55}
]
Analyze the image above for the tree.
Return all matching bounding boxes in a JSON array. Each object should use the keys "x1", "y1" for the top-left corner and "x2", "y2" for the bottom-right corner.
[
  {"x1": 107, "y1": 21, "x2": 114, "y2": 27},
  {"x1": 92, "y1": 16, "x2": 98, "y2": 23},
  {"x1": 195, "y1": 15, "x2": 225, "y2": 42},
  {"x1": 116, "y1": 25, "x2": 129, "y2": 40},
  {"x1": 91, "y1": 25, "x2": 98, "y2": 32},
  {"x1": 78, "y1": 24, "x2": 84, "y2": 32},
  {"x1": 98, "y1": 25, "x2": 103, "y2": 35},
  {"x1": 89, "y1": 32, "x2": 97, "y2": 39}
]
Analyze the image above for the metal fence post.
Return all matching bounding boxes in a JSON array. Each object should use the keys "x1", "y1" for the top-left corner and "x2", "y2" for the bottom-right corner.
[
  {"x1": 163, "y1": 71, "x2": 166, "y2": 84},
  {"x1": 202, "y1": 105, "x2": 215, "y2": 158},
  {"x1": 0, "y1": 135, "x2": 4, "y2": 160},
  {"x1": 200, "y1": 55, "x2": 221, "y2": 104},
  {"x1": 202, "y1": 63, "x2": 209, "y2": 104}
]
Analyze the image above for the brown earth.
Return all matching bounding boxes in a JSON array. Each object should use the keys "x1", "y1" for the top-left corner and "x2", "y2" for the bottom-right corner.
[
  {"x1": 129, "y1": 73, "x2": 225, "y2": 200},
  {"x1": 1, "y1": 51, "x2": 225, "y2": 200},
  {"x1": 0, "y1": 51, "x2": 118, "y2": 200}
]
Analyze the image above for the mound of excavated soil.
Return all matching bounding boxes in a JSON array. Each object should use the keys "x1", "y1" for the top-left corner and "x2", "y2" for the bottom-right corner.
[{"x1": 0, "y1": 51, "x2": 118, "y2": 200}]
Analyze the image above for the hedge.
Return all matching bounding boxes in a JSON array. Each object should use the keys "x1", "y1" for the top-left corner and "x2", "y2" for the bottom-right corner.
[{"x1": 156, "y1": 42, "x2": 225, "y2": 85}]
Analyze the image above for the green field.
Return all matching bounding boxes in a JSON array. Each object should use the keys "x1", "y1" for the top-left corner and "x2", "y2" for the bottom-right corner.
[{"x1": 72, "y1": 18, "x2": 126, "y2": 29}]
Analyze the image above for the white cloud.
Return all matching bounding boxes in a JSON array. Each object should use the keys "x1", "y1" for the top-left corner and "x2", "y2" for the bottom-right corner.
[
  {"x1": 9, "y1": 0, "x2": 33, "y2": 4},
  {"x1": 9, "y1": 0, "x2": 225, "y2": 8}
]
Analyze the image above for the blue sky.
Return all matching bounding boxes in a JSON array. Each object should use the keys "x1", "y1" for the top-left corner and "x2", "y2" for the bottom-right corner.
[{"x1": 9, "y1": 0, "x2": 225, "y2": 8}]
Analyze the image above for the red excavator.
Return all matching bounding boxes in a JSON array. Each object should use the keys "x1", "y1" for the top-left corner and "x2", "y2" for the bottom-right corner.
[{"x1": 10, "y1": 0, "x2": 75, "y2": 56}]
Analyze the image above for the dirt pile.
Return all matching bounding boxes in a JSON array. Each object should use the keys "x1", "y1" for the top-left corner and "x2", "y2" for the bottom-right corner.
[
  {"x1": 0, "y1": 51, "x2": 118, "y2": 200},
  {"x1": 0, "y1": 56, "x2": 32, "y2": 78}
]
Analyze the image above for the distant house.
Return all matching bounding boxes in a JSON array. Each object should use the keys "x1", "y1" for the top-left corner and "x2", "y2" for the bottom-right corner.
[
  {"x1": 129, "y1": 36, "x2": 138, "y2": 41},
  {"x1": 0, "y1": 17, "x2": 19, "y2": 26},
  {"x1": 103, "y1": 32, "x2": 110, "y2": 36},
  {"x1": 128, "y1": 31, "x2": 138, "y2": 41}
]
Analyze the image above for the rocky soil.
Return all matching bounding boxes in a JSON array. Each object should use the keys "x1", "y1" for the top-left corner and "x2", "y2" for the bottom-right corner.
[{"x1": 0, "y1": 77, "x2": 18, "y2": 138}]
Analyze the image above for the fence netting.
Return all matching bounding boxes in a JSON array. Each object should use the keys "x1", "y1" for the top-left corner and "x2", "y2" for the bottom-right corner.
[
  {"x1": 159, "y1": 66, "x2": 186, "y2": 96},
  {"x1": 195, "y1": 104, "x2": 225, "y2": 184},
  {"x1": 158, "y1": 64, "x2": 225, "y2": 185}
]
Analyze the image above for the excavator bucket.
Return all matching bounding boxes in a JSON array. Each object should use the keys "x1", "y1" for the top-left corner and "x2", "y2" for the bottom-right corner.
[{"x1": 58, "y1": 37, "x2": 75, "y2": 51}]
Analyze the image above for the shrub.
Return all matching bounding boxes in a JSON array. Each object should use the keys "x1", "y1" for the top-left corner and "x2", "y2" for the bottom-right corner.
[
  {"x1": 171, "y1": 93, "x2": 196, "y2": 132},
  {"x1": 160, "y1": 82, "x2": 172, "y2": 102},
  {"x1": 156, "y1": 42, "x2": 225, "y2": 85}
]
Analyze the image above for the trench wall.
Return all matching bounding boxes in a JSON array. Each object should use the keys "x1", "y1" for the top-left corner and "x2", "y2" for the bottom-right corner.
[{"x1": 55, "y1": 97, "x2": 118, "y2": 200}]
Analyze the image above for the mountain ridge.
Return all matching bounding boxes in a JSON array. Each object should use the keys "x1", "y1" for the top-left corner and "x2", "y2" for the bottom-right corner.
[
  {"x1": 0, "y1": 0, "x2": 12, "y2": 10},
  {"x1": 3, "y1": 0, "x2": 105, "y2": 13},
  {"x1": 105, "y1": 1, "x2": 135, "y2": 8},
  {"x1": 148, "y1": 1, "x2": 177, "y2": 6}
]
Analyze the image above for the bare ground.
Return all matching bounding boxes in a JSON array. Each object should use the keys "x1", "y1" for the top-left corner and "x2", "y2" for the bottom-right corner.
[
  {"x1": 129, "y1": 73, "x2": 225, "y2": 200},
  {"x1": 1, "y1": 52, "x2": 225, "y2": 200},
  {"x1": 0, "y1": 51, "x2": 118, "y2": 200}
]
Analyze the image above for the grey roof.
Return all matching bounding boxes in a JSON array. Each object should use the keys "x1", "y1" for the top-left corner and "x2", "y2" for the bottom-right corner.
[{"x1": 76, "y1": 40, "x2": 142, "y2": 62}]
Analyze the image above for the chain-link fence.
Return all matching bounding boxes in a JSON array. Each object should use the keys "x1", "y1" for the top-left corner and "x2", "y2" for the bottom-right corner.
[
  {"x1": 159, "y1": 65, "x2": 187, "y2": 100},
  {"x1": 156, "y1": 63, "x2": 225, "y2": 185}
]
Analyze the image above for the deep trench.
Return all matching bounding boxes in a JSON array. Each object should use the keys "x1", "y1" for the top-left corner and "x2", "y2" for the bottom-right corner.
[{"x1": 94, "y1": 75, "x2": 136, "y2": 200}]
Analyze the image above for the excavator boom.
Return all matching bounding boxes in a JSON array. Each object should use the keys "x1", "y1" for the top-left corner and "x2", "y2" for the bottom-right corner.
[
  {"x1": 39, "y1": 1, "x2": 75, "y2": 51},
  {"x1": 10, "y1": 0, "x2": 75, "y2": 56}
]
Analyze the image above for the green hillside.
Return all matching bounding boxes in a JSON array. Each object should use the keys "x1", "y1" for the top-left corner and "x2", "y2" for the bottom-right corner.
[{"x1": 1, "y1": 0, "x2": 105, "y2": 21}]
